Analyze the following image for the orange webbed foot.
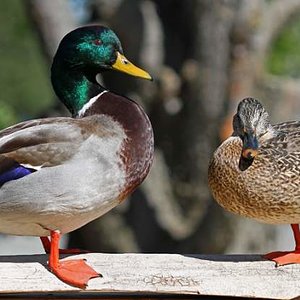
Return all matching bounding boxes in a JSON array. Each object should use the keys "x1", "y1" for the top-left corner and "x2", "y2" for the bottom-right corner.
[
  {"x1": 46, "y1": 230, "x2": 100, "y2": 288},
  {"x1": 51, "y1": 259, "x2": 101, "y2": 289},
  {"x1": 263, "y1": 224, "x2": 300, "y2": 266},
  {"x1": 263, "y1": 250, "x2": 300, "y2": 266}
]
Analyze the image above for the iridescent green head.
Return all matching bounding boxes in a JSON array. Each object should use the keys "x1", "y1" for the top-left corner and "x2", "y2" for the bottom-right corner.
[
  {"x1": 55, "y1": 26, "x2": 122, "y2": 71},
  {"x1": 51, "y1": 26, "x2": 152, "y2": 115}
]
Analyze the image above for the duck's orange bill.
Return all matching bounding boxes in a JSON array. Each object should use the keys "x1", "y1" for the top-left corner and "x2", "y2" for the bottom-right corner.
[{"x1": 242, "y1": 148, "x2": 258, "y2": 160}]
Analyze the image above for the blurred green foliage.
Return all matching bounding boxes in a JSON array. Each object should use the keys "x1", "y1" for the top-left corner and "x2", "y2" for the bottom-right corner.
[
  {"x1": 0, "y1": 0, "x2": 53, "y2": 129},
  {"x1": 0, "y1": 102, "x2": 18, "y2": 129},
  {"x1": 267, "y1": 17, "x2": 300, "y2": 78}
]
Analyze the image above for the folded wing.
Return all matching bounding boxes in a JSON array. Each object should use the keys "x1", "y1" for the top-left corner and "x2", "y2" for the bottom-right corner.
[{"x1": 0, "y1": 116, "x2": 109, "y2": 185}]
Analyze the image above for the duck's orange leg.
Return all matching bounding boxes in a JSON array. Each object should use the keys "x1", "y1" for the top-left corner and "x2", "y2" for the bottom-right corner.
[
  {"x1": 263, "y1": 224, "x2": 300, "y2": 266},
  {"x1": 40, "y1": 236, "x2": 88, "y2": 254},
  {"x1": 48, "y1": 230, "x2": 100, "y2": 288}
]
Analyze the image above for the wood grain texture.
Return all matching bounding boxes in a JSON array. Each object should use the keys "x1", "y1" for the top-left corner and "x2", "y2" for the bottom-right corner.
[{"x1": 0, "y1": 253, "x2": 299, "y2": 299}]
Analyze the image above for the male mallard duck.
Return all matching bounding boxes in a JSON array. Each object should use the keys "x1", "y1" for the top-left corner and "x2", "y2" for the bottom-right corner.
[
  {"x1": 0, "y1": 26, "x2": 153, "y2": 288},
  {"x1": 208, "y1": 97, "x2": 300, "y2": 265}
]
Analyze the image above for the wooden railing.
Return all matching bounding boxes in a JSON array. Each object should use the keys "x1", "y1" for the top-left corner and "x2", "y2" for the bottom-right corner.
[{"x1": 0, "y1": 253, "x2": 299, "y2": 299}]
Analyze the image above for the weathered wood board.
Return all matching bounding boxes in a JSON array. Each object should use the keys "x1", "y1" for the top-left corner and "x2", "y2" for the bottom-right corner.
[{"x1": 0, "y1": 253, "x2": 299, "y2": 299}]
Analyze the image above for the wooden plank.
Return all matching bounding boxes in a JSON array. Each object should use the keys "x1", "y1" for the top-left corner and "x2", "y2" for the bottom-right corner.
[{"x1": 0, "y1": 253, "x2": 299, "y2": 299}]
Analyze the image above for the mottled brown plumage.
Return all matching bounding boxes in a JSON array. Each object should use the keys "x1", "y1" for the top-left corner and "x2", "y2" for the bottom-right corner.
[
  {"x1": 209, "y1": 98, "x2": 300, "y2": 265},
  {"x1": 209, "y1": 98, "x2": 300, "y2": 224}
]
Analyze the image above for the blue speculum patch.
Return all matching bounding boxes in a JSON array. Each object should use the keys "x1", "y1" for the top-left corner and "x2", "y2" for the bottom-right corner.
[{"x1": 0, "y1": 165, "x2": 34, "y2": 185}]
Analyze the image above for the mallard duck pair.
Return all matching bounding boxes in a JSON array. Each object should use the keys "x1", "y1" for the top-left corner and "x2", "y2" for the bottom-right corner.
[
  {"x1": 2, "y1": 23, "x2": 299, "y2": 289},
  {"x1": 0, "y1": 26, "x2": 153, "y2": 288},
  {"x1": 209, "y1": 97, "x2": 300, "y2": 265}
]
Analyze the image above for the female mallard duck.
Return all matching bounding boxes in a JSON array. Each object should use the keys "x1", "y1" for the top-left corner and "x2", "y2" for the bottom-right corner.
[
  {"x1": 0, "y1": 26, "x2": 153, "y2": 288},
  {"x1": 208, "y1": 97, "x2": 300, "y2": 265}
]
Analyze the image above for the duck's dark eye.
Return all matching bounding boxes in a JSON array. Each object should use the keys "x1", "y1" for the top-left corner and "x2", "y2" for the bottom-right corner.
[{"x1": 93, "y1": 39, "x2": 102, "y2": 46}]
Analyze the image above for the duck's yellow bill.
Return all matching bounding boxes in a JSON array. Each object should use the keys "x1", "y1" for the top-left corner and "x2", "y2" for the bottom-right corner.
[{"x1": 112, "y1": 52, "x2": 152, "y2": 81}]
